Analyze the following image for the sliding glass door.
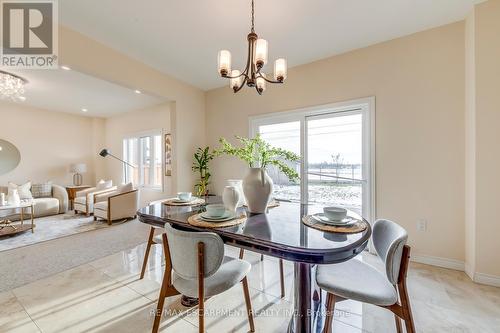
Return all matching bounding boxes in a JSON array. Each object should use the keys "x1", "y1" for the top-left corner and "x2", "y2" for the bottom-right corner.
[{"x1": 251, "y1": 98, "x2": 374, "y2": 221}]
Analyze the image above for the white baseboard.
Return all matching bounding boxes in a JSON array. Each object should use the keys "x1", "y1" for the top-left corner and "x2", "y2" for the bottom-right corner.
[
  {"x1": 473, "y1": 272, "x2": 500, "y2": 287},
  {"x1": 411, "y1": 255, "x2": 500, "y2": 287},
  {"x1": 411, "y1": 254, "x2": 465, "y2": 271}
]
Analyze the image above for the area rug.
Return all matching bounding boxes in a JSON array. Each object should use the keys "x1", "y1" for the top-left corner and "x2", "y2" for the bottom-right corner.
[
  {"x1": 0, "y1": 218, "x2": 150, "y2": 292},
  {"x1": 0, "y1": 212, "x2": 113, "y2": 252}
]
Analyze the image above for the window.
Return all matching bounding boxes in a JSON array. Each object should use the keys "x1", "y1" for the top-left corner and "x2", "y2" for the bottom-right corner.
[
  {"x1": 250, "y1": 98, "x2": 375, "y2": 222},
  {"x1": 123, "y1": 131, "x2": 163, "y2": 189}
]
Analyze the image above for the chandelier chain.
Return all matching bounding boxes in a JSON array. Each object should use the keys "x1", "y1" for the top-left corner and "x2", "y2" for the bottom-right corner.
[{"x1": 251, "y1": 0, "x2": 255, "y2": 33}]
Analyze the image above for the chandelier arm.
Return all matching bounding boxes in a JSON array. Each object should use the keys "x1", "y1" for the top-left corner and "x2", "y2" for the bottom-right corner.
[
  {"x1": 233, "y1": 77, "x2": 248, "y2": 93},
  {"x1": 224, "y1": 72, "x2": 248, "y2": 79},
  {"x1": 255, "y1": 71, "x2": 284, "y2": 84}
]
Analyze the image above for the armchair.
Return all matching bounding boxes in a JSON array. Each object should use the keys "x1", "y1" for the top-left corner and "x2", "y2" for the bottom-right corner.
[
  {"x1": 93, "y1": 188, "x2": 139, "y2": 225},
  {"x1": 74, "y1": 185, "x2": 117, "y2": 216}
]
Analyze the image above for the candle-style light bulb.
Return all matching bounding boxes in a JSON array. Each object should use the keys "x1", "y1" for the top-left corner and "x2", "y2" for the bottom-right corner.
[
  {"x1": 255, "y1": 39, "x2": 268, "y2": 68},
  {"x1": 230, "y1": 70, "x2": 243, "y2": 91},
  {"x1": 218, "y1": 50, "x2": 231, "y2": 76},
  {"x1": 274, "y1": 58, "x2": 287, "y2": 82},
  {"x1": 256, "y1": 74, "x2": 266, "y2": 94}
]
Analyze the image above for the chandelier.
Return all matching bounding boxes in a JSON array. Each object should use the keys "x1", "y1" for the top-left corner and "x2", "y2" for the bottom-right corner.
[
  {"x1": 0, "y1": 71, "x2": 27, "y2": 101},
  {"x1": 217, "y1": 0, "x2": 287, "y2": 95}
]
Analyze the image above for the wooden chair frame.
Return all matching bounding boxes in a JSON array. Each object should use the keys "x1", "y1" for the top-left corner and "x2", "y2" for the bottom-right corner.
[
  {"x1": 151, "y1": 232, "x2": 255, "y2": 333},
  {"x1": 322, "y1": 245, "x2": 415, "y2": 333},
  {"x1": 239, "y1": 248, "x2": 286, "y2": 298}
]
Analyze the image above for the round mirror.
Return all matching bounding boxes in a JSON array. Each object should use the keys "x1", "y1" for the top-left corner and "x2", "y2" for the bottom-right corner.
[{"x1": 0, "y1": 139, "x2": 21, "y2": 175}]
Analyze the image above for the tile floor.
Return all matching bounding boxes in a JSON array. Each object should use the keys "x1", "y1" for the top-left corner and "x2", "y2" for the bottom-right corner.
[{"x1": 1, "y1": 242, "x2": 499, "y2": 333}]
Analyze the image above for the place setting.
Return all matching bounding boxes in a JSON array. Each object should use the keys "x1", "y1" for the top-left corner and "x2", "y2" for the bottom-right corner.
[
  {"x1": 163, "y1": 192, "x2": 205, "y2": 206},
  {"x1": 302, "y1": 206, "x2": 368, "y2": 233}
]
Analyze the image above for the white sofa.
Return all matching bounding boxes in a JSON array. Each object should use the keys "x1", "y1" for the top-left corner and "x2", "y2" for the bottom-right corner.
[
  {"x1": 74, "y1": 182, "x2": 117, "y2": 216},
  {"x1": 0, "y1": 184, "x2": 68, "y2": 218},
  {"x1": 93, "y1": 185, "x2": 139, "y2": 225}
]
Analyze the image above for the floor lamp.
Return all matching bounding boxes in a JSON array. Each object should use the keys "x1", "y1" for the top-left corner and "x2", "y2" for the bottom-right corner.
[{"x1": 99, "y1": 149, "x2": 136, "y2": 168}]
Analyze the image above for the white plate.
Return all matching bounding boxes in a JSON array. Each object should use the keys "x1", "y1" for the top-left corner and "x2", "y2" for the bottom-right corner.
[
  {"x1": 171, "y1": 197, "x2": 196, "y2": 203},
  {"x1": 312, "y1": 213, "x2": 357, "y2": 226},
  {"x1": 200, "y1": 211, "x2": 236, "y2": 222}
]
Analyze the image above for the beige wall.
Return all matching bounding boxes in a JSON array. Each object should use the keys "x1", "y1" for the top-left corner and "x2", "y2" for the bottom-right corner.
[
  {"x1": 206, "y1": 23, "x2": 465, "y2": 262},
  {"x1": 59, "y1": 27, "x2": 206, "y2": 195},
  {"x1": 104, "y1": 103, "x2": 173, "y2": 206},
  {"x1": 0, "y1": 101, "x2": 101, "y2": 186},
  {"x1": 470, "y1": 0, "x2": 500, "y2": 278}
]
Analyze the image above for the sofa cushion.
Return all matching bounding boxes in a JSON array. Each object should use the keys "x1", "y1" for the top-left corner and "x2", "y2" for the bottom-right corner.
[
  {"x1": 117, "y1": 182, "x2": 133, "y2": 193},
  {"x1": 8, "y1": 181, "x2": 33, "y2": 200},
  {"x1": 96, "y1": 179, "x2": 113, "y2": 190},
  {"x1": 32, "y1": 197, "x2": 60, "y2": 217},
  {"x1": 32, "y1": 182, "x2": 53, "y2": 198}
]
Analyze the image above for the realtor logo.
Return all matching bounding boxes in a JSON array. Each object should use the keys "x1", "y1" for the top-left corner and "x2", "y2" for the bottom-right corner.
[{"x1": 1, "y1": 0, "x2": 58, "y2": 68}]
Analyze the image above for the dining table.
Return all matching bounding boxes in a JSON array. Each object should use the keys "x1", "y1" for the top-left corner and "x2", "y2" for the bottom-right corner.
[{"x1": 137, "y1": 196, "x2": 371, "y2": 333}]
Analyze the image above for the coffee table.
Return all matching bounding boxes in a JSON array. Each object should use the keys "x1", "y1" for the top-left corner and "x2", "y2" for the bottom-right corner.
[{"x1": 0, "y1": 201, "x2": 35, "y2": 236}]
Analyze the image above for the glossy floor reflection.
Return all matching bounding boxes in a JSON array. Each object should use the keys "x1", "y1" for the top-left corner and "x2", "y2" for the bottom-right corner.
[{"x1": 1, "y1": 241, "x2": 499, "y2": 333}]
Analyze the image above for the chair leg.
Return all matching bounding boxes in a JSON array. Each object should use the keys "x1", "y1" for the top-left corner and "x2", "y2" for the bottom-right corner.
[
  {"x1": 260, "y1": 254, "x2": 264, "y2": 261},
  {"x1": 239, "y1": 248, "x2": 244, "y2": 259},
  {"x1": 394, "y1": 314, "x2": 403, "y2": 333},
  {"x1": 323, "y1": 293, "x2": 336, "y2": 333},
  {"x1": 198, "y1": 242, "x2": 205, "y2": 333},
  {"x1": 140, "y1": 227, "x2": 155, "y2": 279},
  {"x1": 152, "y1": 254, "x2": 170, "y2": 333},
  {"x1": 279, "y1": 259, "x2": 285, "y2": 298},
  {"x1": 400, "y1": 283, "x2": 416, "y2": 333},
  {"x1": 93, "y1": 216, "x2": 97, "y2": 221},
  {"x1": 242, "y1": 277, "x2": 255, "y2": 332}
]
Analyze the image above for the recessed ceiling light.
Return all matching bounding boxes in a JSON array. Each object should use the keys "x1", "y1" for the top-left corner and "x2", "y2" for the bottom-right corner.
[
  {"x1": 134, "y1": 89, "x2": 142, "y2": 94},
  {"x1": 81, "y1": 108, "x2": 88, "y2": 112},
  {"x1": 61, "y1": 66, "x2": 71, "y2": 71}
]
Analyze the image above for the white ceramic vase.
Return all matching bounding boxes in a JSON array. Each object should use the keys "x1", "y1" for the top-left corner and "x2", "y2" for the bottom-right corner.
[
  {"x1": 8, "y1": 189, "x2": 21, "y2": 205},
  {"x1": 222, "y1": 186, "x2": 240, "y2": 213},
  {"x1": 226, "y1": 179, "x2": 245, "y2": 207},
  {"x1": 242, "y1": 167, "x2": 273, "y2": 214}
]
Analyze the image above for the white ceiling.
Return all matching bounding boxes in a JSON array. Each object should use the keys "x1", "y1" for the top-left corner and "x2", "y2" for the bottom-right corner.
[
  {"x1": 8, "y1": 69, "x2": 167, "y2": 118},
  {"x1": 60, "y1": 0, "x2": 481, "y2": 91}
]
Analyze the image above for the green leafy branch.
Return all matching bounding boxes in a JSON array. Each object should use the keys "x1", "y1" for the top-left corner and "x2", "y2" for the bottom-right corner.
[{"x1": 214, "y1": 135, "x2": 300, "y2": 182}]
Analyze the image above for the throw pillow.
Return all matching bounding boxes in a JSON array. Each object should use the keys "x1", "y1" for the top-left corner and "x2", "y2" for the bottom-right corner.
[
  {"x1": 8, "y1": 181, "x2": 33, "y2": 200},
  {"x1": 96, "y1": 179, "x2": 113, "y2": 190},
  {"x1": 31, "y1": 182, "x2": 53, "y2": 198},
  {"x1": 117, "y1": 182, "x2": 133, "y2": 193}
]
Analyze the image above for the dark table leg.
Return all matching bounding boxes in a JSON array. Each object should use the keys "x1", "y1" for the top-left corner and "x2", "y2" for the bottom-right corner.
[{"x1": 288, "y1": 262, "x2": 323, "y2": 333}]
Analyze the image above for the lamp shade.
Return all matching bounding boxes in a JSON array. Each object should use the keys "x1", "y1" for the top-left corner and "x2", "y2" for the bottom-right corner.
[{"x1": 70, "y1": 163, "x2": 87, "y2": 173}]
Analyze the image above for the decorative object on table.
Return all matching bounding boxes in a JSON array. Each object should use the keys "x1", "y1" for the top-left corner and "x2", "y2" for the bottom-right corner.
[
  {"x1": 69, "y1": 163, "x2": 87, "y2": 186},
  {"x1": 0, "y1": 139, "x2": 21, "y2": 175},
  {"x1": 163, "y1": 197, "x2": 205, "y2": 206},
  {"x1": 187, "y1": 212, "x2": 247, "y2": 228},
  {"x1": 217, "y1": 0, "x2": 287, "y2": 95},
  {"x1": 7, "y1": 188, "x2": 21, "y2": 205},
  {"x1": 223, "y1": 186, "x2": 240, "y2": 213},
  {"x1": 215, "y1": 135, "x2": 300, "y2": 213},
  {"x1": 323, "y1": 206, "x2": 347, "y2": 221},
  {"x1": 164, "y1": 133, "x2": 172, "y2": 176},
  {"x1": 0, "y1": 193, "x2": 6, "y2": 206},
  {"x1": 8, "y1": 181, "x2": 32, "y2": 200},
  {"x1": 0, "y1": 70, "x2": 28, "y2": 101},
  {"x1": 192, "y1": 146, "x2": 214, "y2": 196},
  {"x1": 243, "y1": 198, "x2": 280, "y2": 209},
  {"x1": 302, "y1": 215, "x2": 368, "y2": 234},
  {"x1": 31, "y1": 182, "x2": 53, "y2": 198},
  {"x1": 227, "y1": 179, "x2": 245, "y2": 206},
  {"x1": 99, "y1": 149, "x2": 136, "y2": 168}
]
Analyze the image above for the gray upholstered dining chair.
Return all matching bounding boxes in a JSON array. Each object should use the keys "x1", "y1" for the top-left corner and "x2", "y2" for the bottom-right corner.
[
  {"x1": 316, "y1": 219, "x2": 415, "y2": 333},
  {"x1": 152, "y1": 223, "x2": 255, "y2": 333}
]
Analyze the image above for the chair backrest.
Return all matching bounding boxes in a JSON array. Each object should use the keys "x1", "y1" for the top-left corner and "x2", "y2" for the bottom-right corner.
[
  {"x1": 372, "y1": 219, "x2": 408, "y2": 285},
  {"x1": 164, "y1": 223, "x2": 224, "y2": 280}
]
